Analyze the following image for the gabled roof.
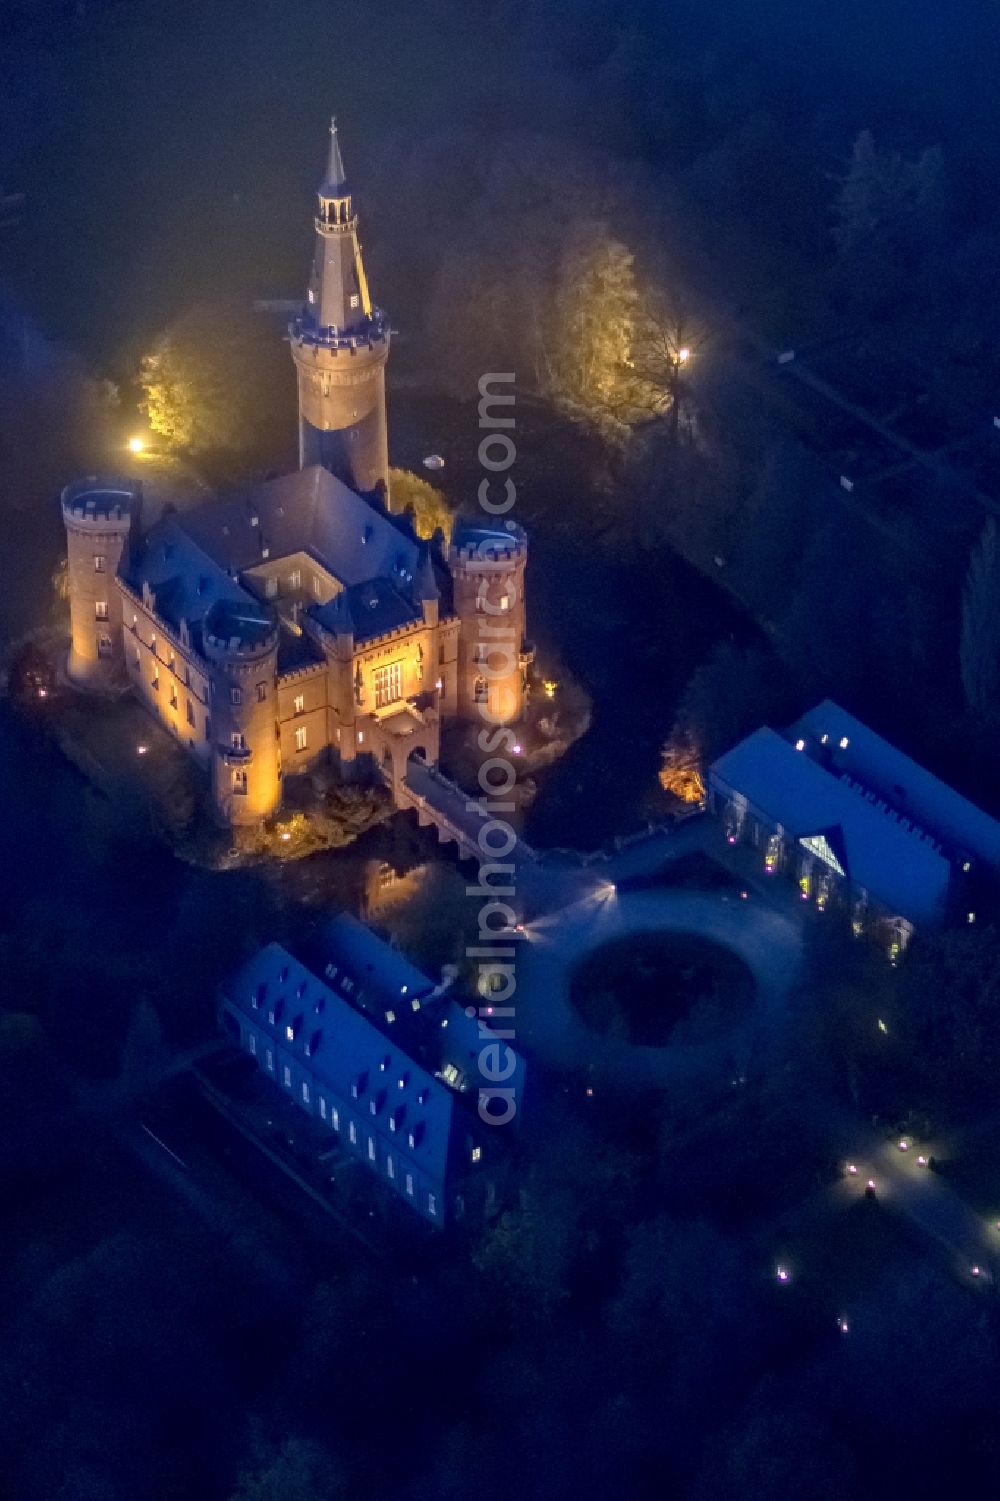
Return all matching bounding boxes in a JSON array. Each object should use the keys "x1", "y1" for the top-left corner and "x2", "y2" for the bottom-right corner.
[
  {"x1": 223, "y1": 942, "x2": 453, "y2": 1179},
  {"x1": 126, "y1": 514, "x2": 253, "y2": 633},
  {"x1": 314, "y1": 575, "x2": 420, "y2": 643},
  {"x1": 177, "y1": 467, "x2": 419, "y2": 589},
  {"x1": 793, "y1": 701, "x2": 1000, "y2": 869},
  {"x1": 710, "y1": 726, "x2": 952, "y2": 924}
]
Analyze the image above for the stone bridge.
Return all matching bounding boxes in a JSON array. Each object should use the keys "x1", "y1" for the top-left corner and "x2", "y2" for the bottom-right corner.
[
  {"x1": 398, "y1": 756, "x2": 537, "y2": 869},
  {"x1": 365, "y1": 699, "x2": 536, "y2": 868}
]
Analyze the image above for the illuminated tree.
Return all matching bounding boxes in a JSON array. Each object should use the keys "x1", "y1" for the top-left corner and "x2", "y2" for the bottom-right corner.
[
  {"x1": 658, "y1": 727, "x2": 705, "y2": 804},
  {"x1": 387, "y1": 467, "x2": 454, "y2": 542},
  {"x1": 139, "y1": 303, "x2": 289, "y2": 463},
  {"x1": 550, "y1": 220, "x2": 640, "y2": 415},
  {"x1": 631, "y1": 295, "x2": 711, "y2": 438}
]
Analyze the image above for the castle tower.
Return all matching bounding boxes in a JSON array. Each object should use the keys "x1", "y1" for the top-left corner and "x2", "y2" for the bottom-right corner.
[
  {"x1": 449, "y1": 521, "x2": 529, "y2": 725},
  {"x1": 61, "y1": 476, "x2": 142, "y2": 687},
  {"x1": 289, "y1": 118, "x2": 391, "y2": 504},
  {"x1": 202, "y1": 599, "x2": 281, "y2": 826}
]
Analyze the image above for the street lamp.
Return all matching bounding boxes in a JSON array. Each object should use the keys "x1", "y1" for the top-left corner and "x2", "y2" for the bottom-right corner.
[{"x1": 128, "y1": 436, "x2": 145, "y2": 455}]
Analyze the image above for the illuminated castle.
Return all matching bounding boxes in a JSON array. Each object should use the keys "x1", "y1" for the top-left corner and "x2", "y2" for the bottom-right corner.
[{"x1": 61, "y1": 122, "x2": 530, "y2": 827}]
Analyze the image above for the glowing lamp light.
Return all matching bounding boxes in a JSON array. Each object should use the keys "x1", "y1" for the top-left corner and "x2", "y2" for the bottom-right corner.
[
  {"x1": 37, "y1": 688, "x2": 48, "y2": 699},
  {"x1": 512, "y1": 742, "x2": 522, "y2": 754},
  {"x1": 837, "y1": 1317, "x2": 849, "y2": 1334},
  {"x1": 898, "y1": 1139, "x2": 909, "y2": 1152},
  {"x1": 776, "y1": 1266, "x2": 790, "y2": 1283},
  {"x1": 846, "y1": 1163, "x2": 858, "y2": 1176},
  {"x1": 128, "y1": 436, "x2": 145, "y2": 454},
  {"x1": 740, "y1": 890, "x2": 748, "y2": 900},
  {"x1": 917, "y1": 1155, "x2": 928, "y2": 1166},
  {"x1": 136, "y1": 743, "x2": 148, "y2": 756},
  {"x1": 585, "y1": 1086, "x2": 594, "y2": 1097},
  {"x1": 280, "y1": 831, "x2": 291, "y2": 842},
  {"x1": 867, "y1": 1178, "x2": 876, "y2": 1191},
  {"x1": 677, "y1": 346, "x2": 691, "y2": 363},
  {"x1": 972, "y1": 1264, "x2": 982, "y2": 1278},
  {"x1": 727, "y1": 834, "x2": 737, "y2": 845},
  {"x1": 543, "y1": 679, "x2": 558, "y2": 698}
]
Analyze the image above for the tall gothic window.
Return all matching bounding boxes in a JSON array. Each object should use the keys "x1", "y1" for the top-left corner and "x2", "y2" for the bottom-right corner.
[{"x1": 374, "y1": 662, "x2": 403, "y2": 709}]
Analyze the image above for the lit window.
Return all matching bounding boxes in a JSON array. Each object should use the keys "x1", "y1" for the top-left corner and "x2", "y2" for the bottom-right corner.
[
  {"x1": 249, "y1": 1033, "x2": 256, "y2": 1055},
  {"x1": 95, "y1": 600, "x2": 109, "y2": 621},
  {"x1": 232, "y1": 769, "x2": 248, "y2": 795},
  {"x1": 312, "y1": 574, "x2": 323, "y2": 598},
  {"x1": 293, "y1": 693, "x2": 305, "y2": 715},
  {"x1": 839, "y1": 736, "x2": 849, "y2": 749},
  {"x1": 794, "y1": 738, "x2": 805, "y2": 751},
  {"x1": 295, "y1": 725, "x2": 308, "y2": 752},
  {"x1": 428, "y1": 1193, "x2": 437, "y2": 1216},
  {"x1": 385, "y1": 1009, "x2": 396, "y2": 1024},
  {"x1": 405, "y1": 1173, "x2": 414, "y2": 1196},
  {"x1": 256, "y1": 682, "x2": 267, "y2": 702},
  {"x1": 374, "y1": 662, "x2": 403, "y2": 709},
  {"x1": 349, "y1": 1121, "x2": 357, "y2": 1145},
  {"x1": 319, "y1": 1097, "x2": 327, "y2": 1120},
  {"x1": 94, "y1": 555, "x2": 106, "y2": 573},
  {"x1": 368, "y1": 1137, "x2": 376, "y2": 1162},
  {"x1": 331, "y1": 1107, "x2": 339, "y2": 1131},
  {"x1": 302, "y1": 1081, "x2": 310, "y2": 1104},
  {"x1": 471, "y1": 1145, "x2": 482, "y2": 1163},
  {"x1": 231, "y1": 731, "x2": 247, "y2": 751},
  {"x1": 289, "y1": 568, "x2": 302, "y2": 590},
  {"x1": 283, "y1": 1065, "x2": 291, "y2": 1087},
  {"x1": 265, "y1": 1048, "x2": 274, "y2": 1071},
  {"x1": 386, "y1": 1155, "x2": 395, "y2": 1180},
  {"x1": 230, "y1": 687, "x2": 242, "y2": 706}
]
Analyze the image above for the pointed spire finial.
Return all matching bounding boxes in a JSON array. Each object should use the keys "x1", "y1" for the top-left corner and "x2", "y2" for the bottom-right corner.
[{"x1": 321, "y1": 113, "x2": 347, "y2": 196}]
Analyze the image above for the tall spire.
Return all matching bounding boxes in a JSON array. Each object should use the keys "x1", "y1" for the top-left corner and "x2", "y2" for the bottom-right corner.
[
  {"x1": 289, "y1": 119, "x2": 392, "y2": 502},
  {"x1": 321, "y1": 116, "x2": 347, "y2": 196}
]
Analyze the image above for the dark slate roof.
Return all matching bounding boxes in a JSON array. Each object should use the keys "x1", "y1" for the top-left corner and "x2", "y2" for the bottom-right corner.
[
  {"x1": 276, "y1": 625, "x2": 324, "y2": 674},
  {"x1": 310, "y1": 912, "x2": 436, "y2": 1011},
  {"x1": 127, "y1": 514, "x2": 253, "y2": 633},
  {"x1": 224, "y1": 942, "x2": 454, "y2": 1179},
  {"x1": 303, "y1": 916, "x2": 526, "y2": 1108},
  {"x1": 792, "y1": 701, "x2": 1000, "y2": 869},
  {"x1": 177, "y1": 467, "x2": 419, "y2": 589},
  {"x1": 313, "y1": 576, "x2": 420, "y2": 643},
  {"x1": 320, "y1": 117, "x2": 347, "y2": 196},
  {"x1": 709, "y1": 726, "x2": 952, "y2": 925}
]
